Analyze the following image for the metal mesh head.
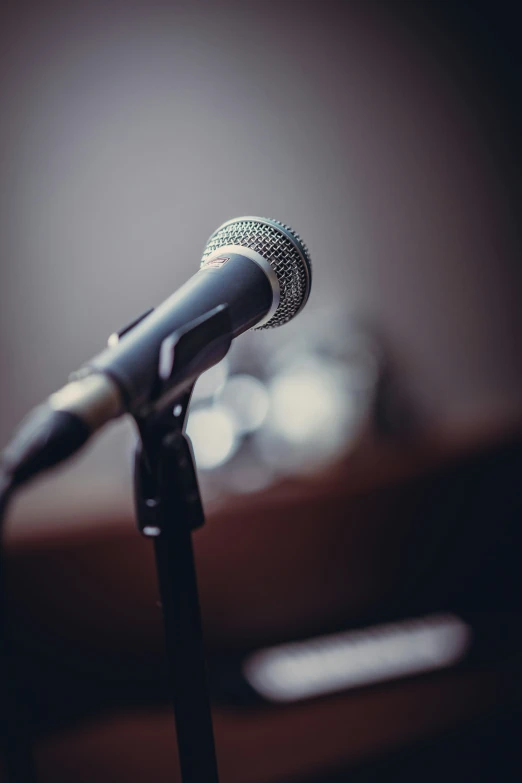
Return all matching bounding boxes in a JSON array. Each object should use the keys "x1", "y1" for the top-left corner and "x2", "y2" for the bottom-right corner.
[{"x1": 201, "y1": 216, "x2": 312, "y2": 329}]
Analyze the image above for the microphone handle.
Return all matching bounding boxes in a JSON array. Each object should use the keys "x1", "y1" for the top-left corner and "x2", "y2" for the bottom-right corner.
[{"x1": 87, "y1": 251, "x2": 274, "y2": 414}]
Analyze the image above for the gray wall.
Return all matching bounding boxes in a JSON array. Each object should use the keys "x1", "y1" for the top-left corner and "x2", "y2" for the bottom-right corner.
[{"x1": 1, "y1": 2, "x2": 521, "y2": 513}]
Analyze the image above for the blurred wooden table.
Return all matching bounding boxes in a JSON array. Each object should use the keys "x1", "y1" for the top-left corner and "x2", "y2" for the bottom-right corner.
[{"x1": 2, "y1": 417, "x2": 522, "y2": 781}]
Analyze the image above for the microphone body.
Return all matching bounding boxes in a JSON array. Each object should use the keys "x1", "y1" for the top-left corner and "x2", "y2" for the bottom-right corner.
[{"x1": 88, "y1": 249, "x2": 276, "y2": 416}]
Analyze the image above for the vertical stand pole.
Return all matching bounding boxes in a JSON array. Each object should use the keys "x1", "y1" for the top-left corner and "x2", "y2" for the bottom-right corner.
[
  {"x1": 134, "y1": 411, "x2": 220, "y2": 783},
  {"x1": 153, "y1": 522, "x2": 219, "y2": 783}
]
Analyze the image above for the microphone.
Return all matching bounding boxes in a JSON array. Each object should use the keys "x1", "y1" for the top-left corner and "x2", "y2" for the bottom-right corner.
[{"x1": 0, "y1": 216, "x2": 312, "y2": 492}]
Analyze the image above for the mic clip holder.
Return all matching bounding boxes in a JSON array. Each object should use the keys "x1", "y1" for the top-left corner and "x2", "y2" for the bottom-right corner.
[
  {"x1": 130, "y1": 305, "x2": 231, "y2": 783},
  {"x1": 139, "y1": 303, "x2": 232, "y2": 420},
  {"x1": 133, "y1": 396, "x2": 204, "y2": 538}
]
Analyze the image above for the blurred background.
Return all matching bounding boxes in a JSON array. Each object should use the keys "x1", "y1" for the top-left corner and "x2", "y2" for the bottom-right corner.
[{"x1": 1, "y1": 0, "x2": 522, "y2": 781}]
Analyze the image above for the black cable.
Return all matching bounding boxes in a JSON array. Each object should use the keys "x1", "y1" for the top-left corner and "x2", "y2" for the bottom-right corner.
[{"x1": 0, "y1": 468, "x2": 38, "y2": 782}]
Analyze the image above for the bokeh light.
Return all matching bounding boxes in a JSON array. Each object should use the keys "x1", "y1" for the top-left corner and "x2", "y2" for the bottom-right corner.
[
  {"x1": 186, "y1": 405, "x2": 238, "y2": 470},
  {"x1": 219, "y1": 374, "x2": 269, "y2": 434}
]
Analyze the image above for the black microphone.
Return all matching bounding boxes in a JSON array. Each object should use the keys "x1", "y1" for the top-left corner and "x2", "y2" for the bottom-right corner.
[{"x1": 0, "y1": 216, "x2": 312, "y2": 492}]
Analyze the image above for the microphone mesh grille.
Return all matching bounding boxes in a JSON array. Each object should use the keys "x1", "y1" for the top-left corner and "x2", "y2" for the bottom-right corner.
[{"x1": 201, "y1": 217, "x2": 312, "y2": 329}]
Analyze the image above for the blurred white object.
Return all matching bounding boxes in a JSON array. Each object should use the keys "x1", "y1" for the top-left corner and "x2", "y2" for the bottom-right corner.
[
  {"x1": 186, "y1": 404, "x2": 238, "y2": 469},
  {"x1": 187, "y1": 308, "x2": 388, "y2": 491},
  {"x1": 243, "y1": 613, "x2": 472, "y2": 703},
  {"x1": 267, "y1": 359, "x2": 349, "y2": 445},
  {"x1": 252, "y1": 356, "x2": 363, "y2": 474}
]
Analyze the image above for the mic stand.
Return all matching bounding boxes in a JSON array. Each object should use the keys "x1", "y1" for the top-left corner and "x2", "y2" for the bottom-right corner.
[{"x1": 133, "y1": 387, "x2": 220, "y2": 783}]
